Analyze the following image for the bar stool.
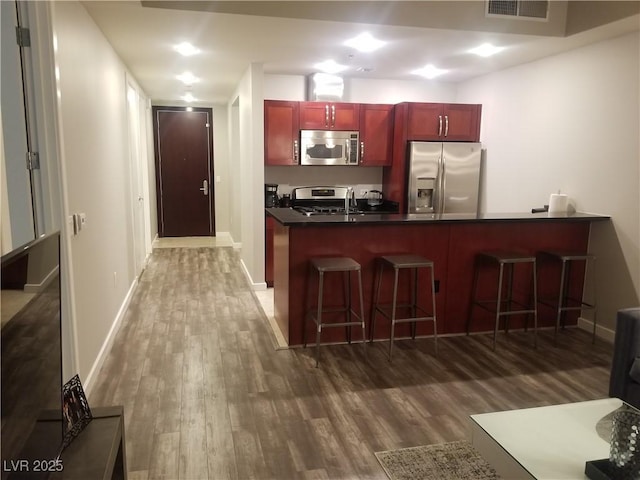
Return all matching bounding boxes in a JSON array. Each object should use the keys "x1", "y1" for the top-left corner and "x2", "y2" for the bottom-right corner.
[
  {"x1": 303, "y1": 257, "x2": 366, "y2": 367},
  {"x1": 370, "y1": 255, "x2": 437, "y2": 361},
  {"x1": 467, "y1": 251, "x2": 538, "y2": 350},
  {"x1": 537, "y1": 251, "x2": 597, "y2": 343}
]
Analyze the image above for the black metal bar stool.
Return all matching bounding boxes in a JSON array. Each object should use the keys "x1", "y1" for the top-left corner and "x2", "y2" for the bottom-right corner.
[
  {"x1": 467, "y1": 251, "x2": 538, "y2": 350},
  {"x1": 370, "y1": 255, "x2": 437, "y2": 361},
  {"x1": 537, "y1": 250, "x2": 597, "y2": 343},
  {"x1": 303, "y1": 257, "x2": 366, "y2": 367}
]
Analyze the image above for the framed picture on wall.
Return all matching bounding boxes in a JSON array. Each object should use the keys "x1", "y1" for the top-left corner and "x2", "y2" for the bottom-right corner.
[{"x1": 61, "y1": 374, "x2": 92, "y2": 450}]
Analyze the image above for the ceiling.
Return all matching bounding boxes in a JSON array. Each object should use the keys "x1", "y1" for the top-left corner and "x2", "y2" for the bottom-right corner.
[{"x1": 81, "y1": 1, "x2": 640, "y2": 105}]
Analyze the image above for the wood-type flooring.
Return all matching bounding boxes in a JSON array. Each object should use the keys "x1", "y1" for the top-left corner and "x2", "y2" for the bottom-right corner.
[{"x1": 90, "y1": 247, "x2": 613, "y2": 480}]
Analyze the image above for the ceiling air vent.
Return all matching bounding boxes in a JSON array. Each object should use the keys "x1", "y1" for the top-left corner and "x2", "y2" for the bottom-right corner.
[{"x1": 487, "y1": 0, "x2": 549, "y2": 20}]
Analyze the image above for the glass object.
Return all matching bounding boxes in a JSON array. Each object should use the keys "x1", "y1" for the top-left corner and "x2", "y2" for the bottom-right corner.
[{"x1": 609, "y1": 406, "x2": 640, "y2": 479}]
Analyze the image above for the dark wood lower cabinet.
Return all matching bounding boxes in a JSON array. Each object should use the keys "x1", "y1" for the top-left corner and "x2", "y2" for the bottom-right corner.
[
  {"x1": 273, "y1": 220, "x2": 592, "y2": 346},
  {"x1": 8, "y1": 406, "x2": 127, "y2": 480},
  {"x1": 265, "y1": 216, "x2": 275, "y2": 287}
]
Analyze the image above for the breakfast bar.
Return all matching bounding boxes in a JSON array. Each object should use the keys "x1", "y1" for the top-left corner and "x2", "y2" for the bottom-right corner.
[{"x1": 266, "y1": 208, "x2": 610, "y2": 346}]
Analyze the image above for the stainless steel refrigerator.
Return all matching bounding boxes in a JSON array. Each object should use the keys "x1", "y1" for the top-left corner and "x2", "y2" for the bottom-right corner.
[{"x1": 407, "y1": 142, "x2": 482, "y2": 214}]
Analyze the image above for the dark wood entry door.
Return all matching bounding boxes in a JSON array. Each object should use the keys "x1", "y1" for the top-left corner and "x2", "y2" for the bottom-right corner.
[{"x1": 153, "y1": 107, "x2": 215, "y2": 237}]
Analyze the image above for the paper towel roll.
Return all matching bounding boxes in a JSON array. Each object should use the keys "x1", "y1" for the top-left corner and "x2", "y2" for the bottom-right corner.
[{"x1": 548, "y1": 193, "x2": 569, "y2": 213}]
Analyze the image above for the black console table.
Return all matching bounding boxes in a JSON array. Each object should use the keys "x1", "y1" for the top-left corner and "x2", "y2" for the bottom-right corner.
[{"x1": 7, "y1": 406, "x2": 127, "y2": 480}]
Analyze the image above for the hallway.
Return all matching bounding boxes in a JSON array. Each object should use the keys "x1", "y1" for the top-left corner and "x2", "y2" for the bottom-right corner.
[{"x1": 90, "y1": 246, "x2": 612, "y2": 479}]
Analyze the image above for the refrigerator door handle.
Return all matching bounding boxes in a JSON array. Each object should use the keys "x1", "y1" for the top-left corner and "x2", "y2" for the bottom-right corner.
[{"x1": 439, "y1": 152, "x2": 447, "y2": 214}]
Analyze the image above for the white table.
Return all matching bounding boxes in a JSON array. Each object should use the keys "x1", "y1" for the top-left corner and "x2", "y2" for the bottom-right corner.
[{"x1": 470, "y1": 398, "x2": 623, "y2": 479}]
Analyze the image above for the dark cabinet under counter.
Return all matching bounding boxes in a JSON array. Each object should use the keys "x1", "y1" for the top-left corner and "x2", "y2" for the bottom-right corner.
[{"x1": 267, "y1": 210, "x2": 609, "y2": 346}]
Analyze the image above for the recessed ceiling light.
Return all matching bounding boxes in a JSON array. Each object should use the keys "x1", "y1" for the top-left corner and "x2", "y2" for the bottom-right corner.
[
  {"x1": 174, "y1": 42, "x2": 200, "y2": 56},
  {"x1": 314, "y1": 59, "x2": 348, "y2": 74},
  {"x1": 344, "y1": 33, "x2": 386, "y2": 53},
  {"x1": 469, "y1": 43, "x2": 505, "y2": 57},
  {"x1": 177, "y1": 72, "x2": 199, "y2": 85},
  {"x1": 182, "y1": 92, "x2": 196, "y2": 103},
  {"x1": 412, "y1": 64, "x2": 448, "y2": 79}
]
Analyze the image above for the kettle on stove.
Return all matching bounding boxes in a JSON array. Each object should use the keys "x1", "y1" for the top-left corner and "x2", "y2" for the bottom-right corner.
[{"x1": 367, "y1": 190, "x2": 384, "y2": 208}]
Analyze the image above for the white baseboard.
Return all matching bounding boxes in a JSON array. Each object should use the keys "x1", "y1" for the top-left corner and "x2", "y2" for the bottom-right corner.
[
  {"x1": 24, "y1": 265, "x2": 59, "y2": 293},
  {"x1": 577, "y1": 316, "x2": 615, "y2": 343},
  {"x1": 239, "y1": 258, "x2": 267, "y2": 291},
  {"x1": 84, "y1": 276, "x2": 138, "y2": 398}
]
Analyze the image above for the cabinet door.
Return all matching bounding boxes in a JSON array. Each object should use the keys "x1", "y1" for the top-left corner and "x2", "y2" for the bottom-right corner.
[
  {"x1": 442, "y1": 104, "x2": 481, "y2": 142},
  {"x1": 264, "y1": 100, "x2": 299, "y2": 165},
  {"x1": 331, "y1": 102, "x2": 360, "y2": 130},
  {"x1": 299, "y1": 101, "x2": 330, "y2": 129},
  {"x1": 299, "y1": 102, "x2": 360, "y2": 130},
  {"x1": 359, "y1": 104, "x2": 393, "y2": 166},
  {"x1": 407, "y1": 103, "x2": 444, "y2": 140}
]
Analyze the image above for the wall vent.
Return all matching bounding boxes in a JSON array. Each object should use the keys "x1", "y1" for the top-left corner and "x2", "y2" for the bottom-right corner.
[{"x1": 486, "y1": 0, "x2": 549, "y2": 20}]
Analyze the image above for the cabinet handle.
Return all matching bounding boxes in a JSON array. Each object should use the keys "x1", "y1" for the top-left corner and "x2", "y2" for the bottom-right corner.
[
  {"x1": 293, "y1": 140, "x2": 299, "y2": 163},
  {"x1": 360, "y1": 141, "x2": 364, "y2": 162},
  {"x1": 331, "y1": 105, "x2": 335, "y2": 126},
  {"x1": 444, "y1": 115, "x2": 449, "y2": 137},
  {"x1": 325, "y1": 105, "x2": 329, "y2": 127},
  {"x1": 438, "y1": 115, "x2": 443, "y2": 137}
]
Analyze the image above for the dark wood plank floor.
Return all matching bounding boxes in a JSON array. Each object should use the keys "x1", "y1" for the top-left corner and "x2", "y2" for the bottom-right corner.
[{"x1": 90, "y1": 247, "x2": 613, "y2": 480}]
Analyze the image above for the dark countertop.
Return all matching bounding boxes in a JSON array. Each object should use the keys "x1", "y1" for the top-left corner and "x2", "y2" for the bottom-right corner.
[{"x1": 266, "y1": 208, "x2": 610, "y2": 226}]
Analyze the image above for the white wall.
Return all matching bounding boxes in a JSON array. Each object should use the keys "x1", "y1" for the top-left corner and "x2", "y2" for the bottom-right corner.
[
  {"x1": 51, "y1": 1, "x2": 152, "y2": 386},
  {"x1": 212, "y1": 105, "x2": 230, "y2": 234},
  {"x1": 230, "y1": 64, "x2": 266, "y2": 288},
  {"x1": 263, "y1": 74, "x2": 458, "y2": 104},
  {"x1": 457, "y1": 31, "x2": 640, "y2": 330},
  {"x1": 348, "y1": 78, "x2": 456, "y2": 104}
]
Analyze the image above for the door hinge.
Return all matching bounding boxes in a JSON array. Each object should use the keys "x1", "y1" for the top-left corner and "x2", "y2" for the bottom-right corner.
[
  {"x1": 26, "y1": 152, "x2": 40, "y2": 170},
  {"x1": 16, "y1": 27, "x2": 31, "y2": 47}
]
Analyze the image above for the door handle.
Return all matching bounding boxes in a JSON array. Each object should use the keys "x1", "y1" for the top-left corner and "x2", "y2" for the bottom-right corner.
[
  {"x1": 325, "y1": 105, "x2": 329, "y2": 127},
  {"x1": 199, "y1": 179, "x2": 209, "y2": 196},
  {"x1": 444, "y1": 115, "x2": 449, "y2": 137},
  {"x1": 331, "y1": 105, "x2": 335, "y2": 127},
  {"x1": 438, "y1": 115, "x2": 443, "y2": 137}
]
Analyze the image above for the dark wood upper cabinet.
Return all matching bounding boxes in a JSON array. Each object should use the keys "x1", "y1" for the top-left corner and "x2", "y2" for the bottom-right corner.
[
  {"x1": 264, "y1": 100, "x2": 299, "y2": 165},
  {"x1": 442, "y1": 103, "x2": 482, "y2": 141},
  {"x1": 407, "y1": 103, "x2": 481, "y2": 142},
  {"x1": 299, "y1": 102, "x2": 360, "y2": 130},
  {"x1": 359, "y1": 104, "x2": 394, "y2": 166}
]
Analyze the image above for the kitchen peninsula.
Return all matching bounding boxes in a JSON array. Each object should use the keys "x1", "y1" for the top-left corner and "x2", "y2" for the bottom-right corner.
[{"x1": 266, "y1": 208, "x2": 609, "y2": 346}]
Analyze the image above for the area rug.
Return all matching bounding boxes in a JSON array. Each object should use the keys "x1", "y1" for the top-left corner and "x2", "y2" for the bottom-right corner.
[{"x1": 375, "y1": 440, "x2": 500, "y2": 480}]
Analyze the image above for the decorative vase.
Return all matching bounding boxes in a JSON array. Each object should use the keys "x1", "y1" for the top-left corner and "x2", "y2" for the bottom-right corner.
[{"x1": 609, "y1": 407, "x2": 640, "y2": 479}]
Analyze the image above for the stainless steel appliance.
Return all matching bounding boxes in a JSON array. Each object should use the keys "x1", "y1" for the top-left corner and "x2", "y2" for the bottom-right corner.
[
  {"x1": 407, "y1": 142, "x2": 482, "y2": 214},
  {"x1": 265, "y1": 184, "x2": 279, "y2": 207},
  {"x1": 299, "y1": 130, "x2": 359, "y2": 166},
  {"x1": 291, "y1": 186, "x2": 398, "y2": 216}
]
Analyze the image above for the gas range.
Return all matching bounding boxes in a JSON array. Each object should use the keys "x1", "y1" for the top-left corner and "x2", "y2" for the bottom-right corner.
[
  {"x1": 290, "y1": 186, "x2": 399, "y2": 216},
  {"x1": 291, "y1": 186, "x2": 356, "y2": 216},
  {"x1": 293, "y1": 205, "x2": 362, "y2": 217}
]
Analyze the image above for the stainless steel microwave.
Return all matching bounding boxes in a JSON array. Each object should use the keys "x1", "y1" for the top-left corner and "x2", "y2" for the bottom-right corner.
[{"x1": 299, "y1": 130, "x2": 359, "y2": 166}]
